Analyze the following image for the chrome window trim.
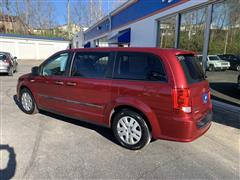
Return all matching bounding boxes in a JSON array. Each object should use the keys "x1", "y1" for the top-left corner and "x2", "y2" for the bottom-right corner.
[{"x1": 38, "y1": 94, "x2": 103, "y2": 109}]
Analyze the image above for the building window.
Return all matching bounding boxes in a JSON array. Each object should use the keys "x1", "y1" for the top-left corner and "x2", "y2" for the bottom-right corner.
[
  {"x1": 208, "y1": 0, "x2": 240, "y2": 55},
  {"x1": 157, "y1": 15, "x2": 176, "y2": 48},
  {"x1": 179, "y1": 7, "x2": 207, "y2": 53},
  {"x1": 94, "y1": 36, "x2": 108, "y2": 47}
]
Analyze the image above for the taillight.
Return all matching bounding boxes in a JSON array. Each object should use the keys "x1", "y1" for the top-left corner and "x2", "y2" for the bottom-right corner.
[
  {"x1": 208, "y1": 90, "x2": 213, "y2": 111},
  {"x1": 172, "y1": 88, "x2": 192, "y2": 113},
  {"x1": 3, "y1": 59, "x2": 10, "y2": 64},
  {"x1": 208, "y1": 91, "x2": 211, "y2": 101}
]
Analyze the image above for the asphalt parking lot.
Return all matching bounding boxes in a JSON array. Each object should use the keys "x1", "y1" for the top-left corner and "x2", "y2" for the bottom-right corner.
[{"x1": 0, "y1": 60, "x2": 239, "y2": 179}]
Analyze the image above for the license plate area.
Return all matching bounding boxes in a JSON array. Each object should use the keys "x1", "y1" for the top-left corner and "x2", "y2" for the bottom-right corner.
[{"x1": 197, "y1": 112, "x2": 212, "y2": 129}]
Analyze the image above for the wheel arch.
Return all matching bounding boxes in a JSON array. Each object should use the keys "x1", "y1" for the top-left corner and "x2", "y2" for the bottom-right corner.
[
  {"x1": 107, "y1": 99, "x2": 161, "y2": 139},
  {"x1": 19, "y1": 85, "x2": 30, "y2": 92},
  {"x1": 19, "y1": 85, "x2": 39, "y2": 114},
  {"x1": 110, "y1": 105, "x2": 152, "y2": 132},
  {"x1": 19, "y1": 85, "x2": 38, "y2": 106}
]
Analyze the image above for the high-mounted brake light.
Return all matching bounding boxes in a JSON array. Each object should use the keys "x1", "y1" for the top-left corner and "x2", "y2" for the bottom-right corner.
[{"x1": 172, "y1": 88, "x2": 192, "y2": 113}]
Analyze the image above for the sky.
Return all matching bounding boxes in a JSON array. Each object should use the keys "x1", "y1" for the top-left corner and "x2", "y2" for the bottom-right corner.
[{"x1": 51, "y1": 0, "x2": 126, "y2": 25}]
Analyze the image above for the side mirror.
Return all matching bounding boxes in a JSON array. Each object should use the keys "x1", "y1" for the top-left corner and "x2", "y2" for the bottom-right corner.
[{"x1": 31, "y1": 66, "x2": 39, "y2": 76}]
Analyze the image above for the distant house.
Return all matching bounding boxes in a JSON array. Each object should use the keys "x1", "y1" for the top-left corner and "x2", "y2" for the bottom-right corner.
[
  {"x1": 0, "y1": 15, "x2": 28, "y2": 33},
  {"x1": 33, "y1": 23, "x2": 82, "y2": 40},
  {"x1": 57, "y1": 24, "x2": 81, "y2": 34}
]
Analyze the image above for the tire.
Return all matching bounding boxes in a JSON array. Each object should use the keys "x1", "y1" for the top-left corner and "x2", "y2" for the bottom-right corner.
[
  {"x1": 20, "y1": 88, "x2": 38, "y2": 114},
  {"x1": 236, "y1": 65, "x2": 240, "y2": 71},
  {"x1": 238, "y1": 77, "x2": 240, "y2": 90},
  {"x1": 8, "y1": 67, "x2": 13, "y2": 76},
  {"x1": 208, "y1": 65, "x2": 215, "y2": 72},
  {"x1": 14, "y1": 65, "x2": 18, "y2": 73},
  {"x1": 112, "y1": 109, "x2": 151, "y2": 150}
]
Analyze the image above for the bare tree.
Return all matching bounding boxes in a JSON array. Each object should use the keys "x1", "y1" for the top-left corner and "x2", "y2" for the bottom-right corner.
[
  {"x1": 71, "y1": 0, "x2": 104, "y2": 27},
  {"x1": 11, "y1": 0, "x2": 56, "y2": 33},
  {"x1": 86, "y1": 0, "x2": 103, "y2": 26},
  {"x1": 112, "y1": 0, "x2": 127, "y2": 10},
  {"x1": 67, "y1": 0, "x2": 70, "y2": 39},
  {"x1": 72, "y1": 0, "x2": 88, "y2": 31}
]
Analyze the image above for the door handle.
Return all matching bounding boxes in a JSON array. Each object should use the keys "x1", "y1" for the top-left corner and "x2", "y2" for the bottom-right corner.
[
  {"x1": 55, "y1": 81, "x2": 64, "y2": 85},
  {"x1": 66, "y1": 82, "x2": 77, "y2": 86}
]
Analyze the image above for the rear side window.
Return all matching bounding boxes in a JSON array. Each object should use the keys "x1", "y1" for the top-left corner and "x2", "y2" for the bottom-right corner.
[
  {"x1": 114, "y1": 52, "x2": 167, "y2": 82},
  {"x1": 177, "y1": 55, "x2": 205, "y2": 84}
]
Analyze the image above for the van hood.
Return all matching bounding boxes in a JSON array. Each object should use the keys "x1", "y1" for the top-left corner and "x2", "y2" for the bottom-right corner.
[{"x1": 218, "y1": 60, "x2": 229, "y2": 63}]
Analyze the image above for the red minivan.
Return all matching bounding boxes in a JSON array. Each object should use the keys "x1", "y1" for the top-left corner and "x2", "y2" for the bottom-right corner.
[{"x1": 17, "y1": 48, "x2": 212, "y2": 150}]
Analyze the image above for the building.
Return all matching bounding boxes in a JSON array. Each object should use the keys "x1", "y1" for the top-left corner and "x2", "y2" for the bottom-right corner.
[
  {"x1": 83, "y1": 0, "x2": 240, "y2": 60},
  {"x1": 0, "y1": 33, "x2": 69, "y2": 60},
  {"x1": 72, "y1": 27, "x2": 88, "y2": 48}
]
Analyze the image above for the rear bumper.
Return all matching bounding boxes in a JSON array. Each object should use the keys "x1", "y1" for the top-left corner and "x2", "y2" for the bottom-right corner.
[
  {"x1": 196, "y1": 112, "x2": 212, "y2": 129},
  {"x1": 156, "y1": 111, "x2": 212, "y2": 142},
  {"x1": 0, "y1": 67, "x2": 9, "y2": 73},
  {"x1": 214, "y1": 66, "x2": 229, "y2": 70}
]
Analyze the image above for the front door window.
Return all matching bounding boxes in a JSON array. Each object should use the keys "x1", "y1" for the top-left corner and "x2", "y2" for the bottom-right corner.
[{"x1": 42, "y1": 53, "x2": 69, "y2": 76}]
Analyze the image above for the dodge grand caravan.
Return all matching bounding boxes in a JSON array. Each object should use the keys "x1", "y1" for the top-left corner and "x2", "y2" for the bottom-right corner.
[{"x1": 17, "y1": 48, "x2": 212, "y2": 150}]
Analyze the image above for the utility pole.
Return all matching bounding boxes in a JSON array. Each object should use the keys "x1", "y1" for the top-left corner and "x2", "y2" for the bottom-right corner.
[
  {"x1": 67, "y1": 0, "x2": 70, "y2": 40},
  {"x1": 90, "y1": 0, "x2": 93, "y2": 26},
  {"x1": 99, "y1": 0, "x2": 102, "y2": 18}
]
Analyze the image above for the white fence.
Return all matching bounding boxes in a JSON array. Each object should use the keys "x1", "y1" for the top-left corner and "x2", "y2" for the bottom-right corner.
[{"x1": 0, "y1": 34, "x2": 69, "y2": 60}]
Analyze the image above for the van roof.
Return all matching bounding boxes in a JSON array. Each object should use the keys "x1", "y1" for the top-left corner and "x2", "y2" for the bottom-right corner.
[{"x1": 67, "y1": 47, "x2": 195, "y2": 56}]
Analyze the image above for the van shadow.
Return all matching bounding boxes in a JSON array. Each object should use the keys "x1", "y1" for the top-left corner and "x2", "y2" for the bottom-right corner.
[
  {"x1": 210, "y1": 82, "x2": 240, "y2": 101},
  {"x1": 0, "y1": 144, "x2": 17, "y2": 180},
  {"x1": 40, "y1": 110, "x2": 117, "y2": 144},
  {"x1": 212, "y1": 108, "x2": 240, "y2": 129},
  {"x1": 0, "y1": 73, "x2": 8, "y2": 76},
  {"x1": 13, "y1": 95, "x2": 117, "y2": 145},
  {"x1": 13, "y1": 95, "x2": 22, "y2": 111}
]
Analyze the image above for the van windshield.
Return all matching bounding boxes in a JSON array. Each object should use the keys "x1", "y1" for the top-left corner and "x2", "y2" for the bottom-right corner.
[
  {"x1": 0, "y1": 54, "x2": 7, "y2": 60},
  {"x1": 177, "y1": 54, "x2": 205, "y2": 84}
]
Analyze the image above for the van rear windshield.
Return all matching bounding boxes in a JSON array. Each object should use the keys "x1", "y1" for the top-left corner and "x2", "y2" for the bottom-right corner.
[{"x1": 177, "y1": 54, "x2": 205, "y2": 84}]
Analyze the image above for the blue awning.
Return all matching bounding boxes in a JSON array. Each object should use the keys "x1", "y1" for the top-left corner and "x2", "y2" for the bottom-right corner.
[
  {"x1": 84, "y1": 41, "x2": 91, "y2": 48},
  {"x1": 108, "y1": 29, "x2": 131, "y2": 44}
]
